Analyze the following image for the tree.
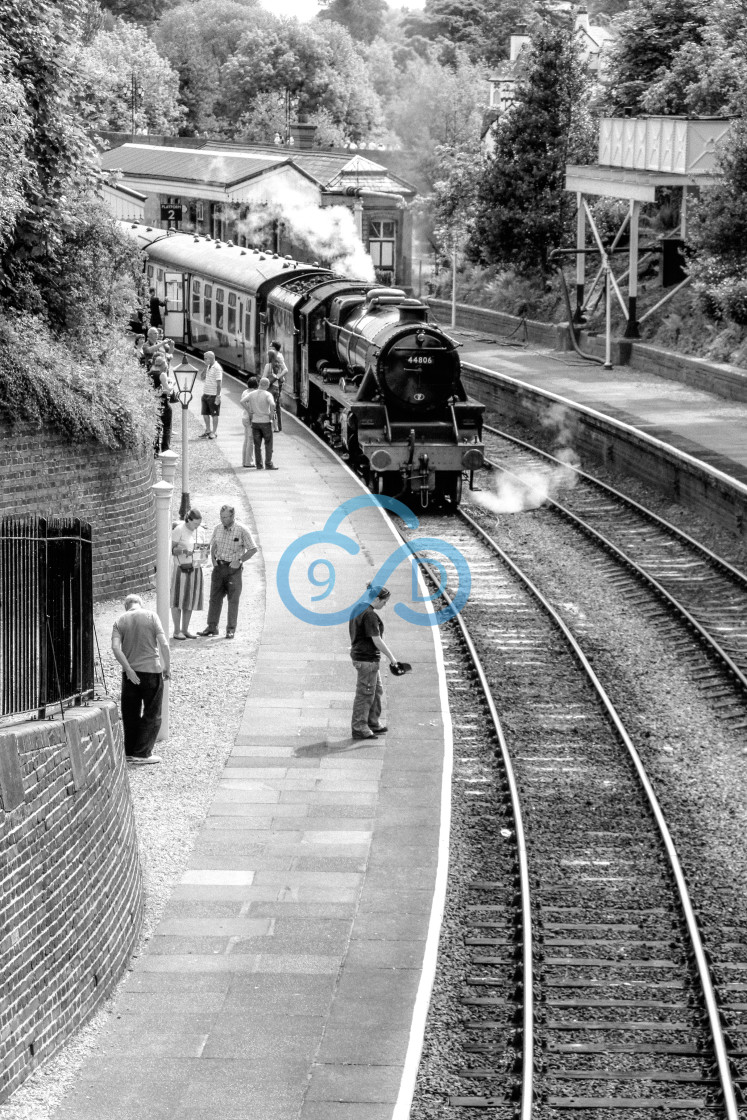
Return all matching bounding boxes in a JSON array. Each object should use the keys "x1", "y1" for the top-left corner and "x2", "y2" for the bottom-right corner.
[
  {"x1": 687, "y1": 107, "x2": 747, "y2": 325},
  {"x1": 152, "y1": 0, "x2": 265, "y2": 134},
  {"x1": 219, "y1": 19, "x2": 384, "y2": 144},
  {"x1": 98, "y1": 0, "x2": 175, "y2": 22},
  {"x1": 602, "y1": 0, "x2": 709, "y2": 116},
  {"x1": 317, "y1": 0, "x2": 388, "y2": 44},
  {"x1": 470, "y1": 21, "x2": 596, "y2": 274},
  {"x1": 386, "y1": 51, "x2": 487, "y2": 191},
  {"x1": 402, "y1": 0, "x2": 533, "y2": 66},
  {"x1": 76, "y1": 17, "x2": 185, "y2": 134}
]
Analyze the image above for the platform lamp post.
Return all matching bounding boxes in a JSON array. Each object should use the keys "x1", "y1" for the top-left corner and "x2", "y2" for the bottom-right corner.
[{"x1": 172, "y1": 356, "x2": 200, "y2": 519}]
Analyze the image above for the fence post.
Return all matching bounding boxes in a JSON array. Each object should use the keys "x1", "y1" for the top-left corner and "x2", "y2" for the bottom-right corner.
[
  {"x1": 159, "y1": 449, "x2": 178, "y2": 489},
  {"x1": 152, "y1": 480, "x2": 173, "y2": 742}
]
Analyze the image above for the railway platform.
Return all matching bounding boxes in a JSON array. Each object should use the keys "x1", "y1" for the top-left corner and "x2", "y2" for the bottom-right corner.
[
  {"x1": 51, "y1": 379, "x2": 451, "y2": 1120},
  {"x1": 450, "y1": 324, "x2": 747, "y2": 486}
]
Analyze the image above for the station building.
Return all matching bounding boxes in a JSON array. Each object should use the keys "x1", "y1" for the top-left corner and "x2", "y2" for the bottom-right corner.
[{"x1": 99, "y1": 133, "x2": 417, "y2": 289}]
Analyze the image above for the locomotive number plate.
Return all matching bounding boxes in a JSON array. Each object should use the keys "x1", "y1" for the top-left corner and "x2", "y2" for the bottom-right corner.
[{"x1": 406, "y1": 355, "x2": 433, "y2": 365}]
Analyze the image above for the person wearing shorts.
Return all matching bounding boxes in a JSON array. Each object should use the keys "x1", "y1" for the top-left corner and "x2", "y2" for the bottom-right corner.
[{"x1": 200, "y1": 351, "x2": 223, "y2": 439}]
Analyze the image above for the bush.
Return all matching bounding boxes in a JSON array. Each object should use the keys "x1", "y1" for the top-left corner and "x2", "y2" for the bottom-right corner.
[{"x1": 0, "y1": 312, "x2": 160, "y2": 450}]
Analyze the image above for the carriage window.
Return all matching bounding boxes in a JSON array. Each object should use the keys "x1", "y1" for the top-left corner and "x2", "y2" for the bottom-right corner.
[
  {"x1": 165, "y1": 278, "x2": 182, "y2": 310},
  {"x1": 227, "y1": 292, "x2": 237, "y2": 334},
  {"x1": 215, "y1": 287, "x2": 225, "y2": 330},
  {"x1": 204, "y1": 283, "x2": 212, "y2": 325},
  {"x1": 157, "y1": 269, "x2": 164, "y2": 283},
  {"x1": 147, "y1": 265, "x2": 154, "y2": 280},
  {"x1": 192, "y1": 279, "x2": 201, "y2": 317}
]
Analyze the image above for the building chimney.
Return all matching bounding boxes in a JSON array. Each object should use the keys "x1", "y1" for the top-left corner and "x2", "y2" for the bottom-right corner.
[{"x1": 289, "y1": 123, "x2": 316, "y2": 150}]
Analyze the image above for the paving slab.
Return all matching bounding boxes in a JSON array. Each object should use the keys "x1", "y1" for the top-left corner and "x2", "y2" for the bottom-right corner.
[{"x1": 49, "y1": 393, "x2": 451, "y2": 1120}]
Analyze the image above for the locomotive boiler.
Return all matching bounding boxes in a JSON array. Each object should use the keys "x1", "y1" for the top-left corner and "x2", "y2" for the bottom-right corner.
[{"x1": 123, "y1": 222, "x2": 484, "y2": 505}]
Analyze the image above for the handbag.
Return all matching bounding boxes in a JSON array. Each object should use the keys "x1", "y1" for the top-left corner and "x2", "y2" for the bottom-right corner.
[{"x1": 179, "y1": 559, "x2": 194, "y2": 574}]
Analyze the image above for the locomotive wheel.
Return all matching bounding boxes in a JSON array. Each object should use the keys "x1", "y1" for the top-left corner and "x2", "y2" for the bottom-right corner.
[
  {"x1": 375, "y1": 471, "x2": 400, "y2": 497},
  {"x1": 438, "y1": 471, "x2": 463, "y2": 507}
]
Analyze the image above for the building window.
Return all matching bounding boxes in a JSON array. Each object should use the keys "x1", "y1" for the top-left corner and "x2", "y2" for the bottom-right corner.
[
  {"x1": 196, "y1": 202, "x2": 204, "y2": 223},
  {"x1": 204, "y1": 282, "x2": 212, "y2": 325},
  {"x1": 368, "y1": 220, "x2": 395, "y2": 269}
]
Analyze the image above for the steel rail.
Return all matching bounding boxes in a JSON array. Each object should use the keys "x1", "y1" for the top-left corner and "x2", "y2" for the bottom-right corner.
[
  {"x1": 483, "y1": 421, "x2": 747, "y2": 586},
  {"x1": 393, "y1": 528, "x2": 535, "y2": 1120},
  {"x1": 456, "y1": 504, "x2": 740, "y2": 1120},
  {"x1": 481, "y1": 444, "x2": 747, "y2": 693}
]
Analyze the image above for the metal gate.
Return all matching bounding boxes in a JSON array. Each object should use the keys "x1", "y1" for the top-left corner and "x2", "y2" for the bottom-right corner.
[{"x1": 0, "y1": 516, "x2": 94, "y2": 720}]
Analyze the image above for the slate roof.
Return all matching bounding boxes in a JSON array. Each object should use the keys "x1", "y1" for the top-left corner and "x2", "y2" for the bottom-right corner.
[
  {"x1": 100, "y1": 144, "x2": 288, "y2": 186},
  {"x1": 201, "y1": 142, "x2": 416, "y2": 196}
]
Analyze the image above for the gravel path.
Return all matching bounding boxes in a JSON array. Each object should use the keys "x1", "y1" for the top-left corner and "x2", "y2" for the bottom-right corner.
[{"x1": 0, "y1": 413, "x2": 264, "y2": 1120}]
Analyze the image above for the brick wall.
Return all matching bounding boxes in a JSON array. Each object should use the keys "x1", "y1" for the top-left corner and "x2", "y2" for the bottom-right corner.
[
  {"x1": 0, "y1": 701, "x2": 143, "y2": 1102},
  {"x1": 0, "y1": 421, "x2": 157, "y2": 600}
]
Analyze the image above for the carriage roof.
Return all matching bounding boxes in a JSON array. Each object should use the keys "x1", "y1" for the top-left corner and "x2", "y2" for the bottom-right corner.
[{"x1": 120, "y1": 223, "x2": 323, "y2": 292}]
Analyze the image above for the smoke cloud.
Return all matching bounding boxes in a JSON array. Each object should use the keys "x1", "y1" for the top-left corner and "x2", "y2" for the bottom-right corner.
[
  {"x1": 472, "y1": 449, "x2": 580, "y2": 515},
  {"x1": 235, "y1": 184, "x2": 376, "y2": 280}
]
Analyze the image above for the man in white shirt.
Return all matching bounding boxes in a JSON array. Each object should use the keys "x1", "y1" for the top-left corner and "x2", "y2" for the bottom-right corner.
[
  {"x1": 244, "y1": 376, "x2": 278, "y2": 469},
  {"x1": 199, "y1": 350, "x2": 223, "y2": 439}
]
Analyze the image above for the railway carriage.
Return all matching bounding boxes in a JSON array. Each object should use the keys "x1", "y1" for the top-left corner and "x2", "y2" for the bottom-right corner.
[{"x1": 123, "y1": 223, "x2": 484, "y2": 505}]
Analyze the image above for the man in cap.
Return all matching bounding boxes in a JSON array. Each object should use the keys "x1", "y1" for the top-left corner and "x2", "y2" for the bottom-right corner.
[{"x1": 199, "y1": 504, "x2": 257, "y2": 639}]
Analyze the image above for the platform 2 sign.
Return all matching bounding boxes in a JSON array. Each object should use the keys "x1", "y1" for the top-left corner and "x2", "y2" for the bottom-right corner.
[{"x1": 161, "y1": 205, "x2": 182, "y2": 227}]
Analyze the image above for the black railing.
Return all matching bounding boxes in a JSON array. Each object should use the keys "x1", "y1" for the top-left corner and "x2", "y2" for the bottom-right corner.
[{"x1": 1, "y1": 516, "x2": 94, "y2": 721}]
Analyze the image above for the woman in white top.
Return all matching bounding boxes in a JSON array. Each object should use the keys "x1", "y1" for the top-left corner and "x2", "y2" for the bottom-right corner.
[
  {"x1": 239, "y1": 375, "x2": 259, "y2": 467},
  {"x1": 170, "y1": 509, "x2": 206, "y2": 639}
]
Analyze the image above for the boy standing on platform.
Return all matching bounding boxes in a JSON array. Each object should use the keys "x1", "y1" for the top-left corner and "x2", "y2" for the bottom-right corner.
[{"x1": 348, "y1": 585, "x2": 400, "y2": 740}]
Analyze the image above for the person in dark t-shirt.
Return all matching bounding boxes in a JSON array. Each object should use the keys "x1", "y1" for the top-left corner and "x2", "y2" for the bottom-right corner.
[
  {"x1": 348, "y1": 584, "x2": 399, "y2": 739},
  {"x1": 149, "y1": 287, "x2": 166, "y2": 330}
]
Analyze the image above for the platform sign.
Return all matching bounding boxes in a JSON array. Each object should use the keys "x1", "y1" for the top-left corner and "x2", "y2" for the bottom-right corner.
[{"x1": 161, "y1": 204, "x2": 182, "y2": 227}]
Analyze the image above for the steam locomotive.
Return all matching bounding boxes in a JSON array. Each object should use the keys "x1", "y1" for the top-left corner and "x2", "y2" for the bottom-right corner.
[{"x1": 123, "y1": 223, "x2": 484, "y2": 505}]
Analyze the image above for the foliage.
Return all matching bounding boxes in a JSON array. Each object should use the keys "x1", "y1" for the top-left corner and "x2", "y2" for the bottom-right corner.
[
  {"x1": 686, "y1": 110, "x2": 747, "y2": 330},
  {"x1": 432, "y1": 260, "x2": 563, "y2": 319},
  {"x1": 0, "y1": 312, "x2": 160, "y2": 449},
  {"x1": 317, "y1": 0, "x2": 388, "y2": 44},
  {"x1": 470, "y1": 21, "x2": 596, "y2": 274},
  {"x1": 402, "y1": 0, "x2": 533, "y2": 67},
  {"x1": 219, "y1": 18, "x2": 384, "y2": 144},
  {"x1": 387, "y1": 50, "x2": 487, "y2": 190},
  {"x1": 601, "y1": 0, "x2": 709, "y2": 115},
  {"x1": 152, "y1": 0, "x2": 264, "y2": 135},
  {"x1": 0, "y1": 0, "x2": 102, "y2": 309},
  {"x1": 98, "y1": 0, "x2": 175, "y2": 21},
  {"x1": 421, "y1": 144, "x2": 482, "y2": 262},
  {"x1": 0, "y1": 38, "x2": 31, "y2": 249},
  {"x1": 75, "y1": 16, "x2": 185, "y2": 134}
]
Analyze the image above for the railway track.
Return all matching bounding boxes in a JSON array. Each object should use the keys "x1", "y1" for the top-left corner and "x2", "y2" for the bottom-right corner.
[
  {"x1": 404, "y1": 508, "x2": 744, "y2": 1119},
  {"x1": 478, "y1": 424, "x2": 747, "y2": 728}
]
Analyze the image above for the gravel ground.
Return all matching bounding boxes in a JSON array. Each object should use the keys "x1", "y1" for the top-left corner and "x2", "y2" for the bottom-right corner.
[
  {"x1": 0, "y1": 413, "x2": 263, "y2": 1120},
  {"x1": 409, "y1": 468, "x2": 747, "y2": 1117}
]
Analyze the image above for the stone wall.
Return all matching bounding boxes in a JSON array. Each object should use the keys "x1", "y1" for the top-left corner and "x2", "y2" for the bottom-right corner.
[
  {"x1": 0, "y1": 701, "x2": 143, "y2": 1102},
  {"x1": 0, "y1": 421, "x2": 157, "y2": 600},
  {"x1": 429, "y1": 298, "x2": 747, "y2": 404}
]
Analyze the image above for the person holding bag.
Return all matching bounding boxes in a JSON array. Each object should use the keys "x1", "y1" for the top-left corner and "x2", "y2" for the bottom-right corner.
[{"x1": 170, "y1": 509, "x2": 207, "y2": 639}]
